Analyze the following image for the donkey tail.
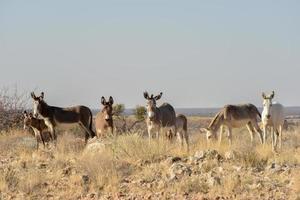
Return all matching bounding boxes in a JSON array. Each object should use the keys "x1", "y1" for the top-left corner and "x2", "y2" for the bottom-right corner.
[
  {"x1": 177, "y1": 114, "x2": 187, "y2": 131},
  {"x1": 89, "y1": 109, "x2": 96, "y2": 137}
]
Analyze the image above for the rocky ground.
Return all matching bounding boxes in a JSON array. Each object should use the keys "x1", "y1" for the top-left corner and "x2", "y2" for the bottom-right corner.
[{"x1": 0, "y1": 118, "x2": 300, "y2": 200}]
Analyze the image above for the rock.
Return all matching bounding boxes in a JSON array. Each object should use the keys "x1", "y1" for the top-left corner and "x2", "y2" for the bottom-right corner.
[
  {"x1": 266, "y1": 162, "x2": 286, "y2": 173},
  {"x1": 83, "y1": 139, "x2": 107, "y2": 154},
  {"x1": 224, "y1": 150, "x2": 237, "y2": 160},
  {"x1": 169, "y1": 162, "x2": 192, "y2": 180},
  {"x1": 207, "y1": 176, "x2": 221, "y2": 187},
  {"x1": 165, "y1": 156, "x2": 182, "y2": 165},
  {"x1": 62, "y1": 166, "x2": 72, "y2": 176},
  {"x1": 194, "y1": 149, "x2": 223, "y2": 162},
  {"x1": 194, "y1": 150, "x2": 206, "y2": 160}
]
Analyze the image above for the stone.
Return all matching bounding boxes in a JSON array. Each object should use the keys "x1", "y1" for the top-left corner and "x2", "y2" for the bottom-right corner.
[{"x1": 169, "y1": 162, "x2": 192, "y2": 180}]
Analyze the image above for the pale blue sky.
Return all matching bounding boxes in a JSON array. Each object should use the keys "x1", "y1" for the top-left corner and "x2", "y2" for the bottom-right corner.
[{"x1": 0, "y1": 0, "x2": 299, "y2": 108}]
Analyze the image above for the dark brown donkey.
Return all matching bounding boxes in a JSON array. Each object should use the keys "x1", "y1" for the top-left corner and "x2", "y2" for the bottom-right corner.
[
  {"x1": 144, "y1": 92, "x2": 176, "y2": 142},
  {"x1": 31, "y1": 92, "x2": 95, "y2": 143},
  {"x1": 23, "y1": 111, "x2": 50, "y2": 150},
  {"x1": 95, "y1": 96, "x2": 114, "y2": 138}
]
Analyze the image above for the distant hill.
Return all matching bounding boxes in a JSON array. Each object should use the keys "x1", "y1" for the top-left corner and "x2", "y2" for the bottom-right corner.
[{"x1": 92, "y1": 106, "x2": 300, "y2": 118}]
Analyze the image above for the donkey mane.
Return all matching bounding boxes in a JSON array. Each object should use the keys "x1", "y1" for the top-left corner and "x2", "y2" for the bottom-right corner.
[{"x1": 208, "y1": 110, "x2": 223, "y2": 130}]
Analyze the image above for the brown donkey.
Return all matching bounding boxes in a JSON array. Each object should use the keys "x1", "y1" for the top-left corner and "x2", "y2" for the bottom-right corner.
[
  {"x1": 202, "y1": 104, "x2": 263, "y2": 145},
  {"x1": 144, "y1": 91, "x2": 176, "y2": 142},
  {"x1": 166, "y1": 114, "x2": 189, "y2": 151},
  {"x1": 23, "y1": 111, "x2": 50, "y2": 150},
  {"x1": 175, "y1": 114, "x2": 189, "y2": 151},
  {"x1": 95, "y1": 96, "x2": 114, "y2": 138},
  {"x1": 31, "y1": 92, "x2": 95, "y2": 144}
]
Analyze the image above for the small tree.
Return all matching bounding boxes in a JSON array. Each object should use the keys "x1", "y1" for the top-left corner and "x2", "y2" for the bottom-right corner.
[
  {"x1": 134, "y1": 105, "x2": 146, "y2": 121},
  {"x1": 113, "y1": 104, "x2": 125, "y2": 117},
  {"x1": 113, "y1": 104, "x2": 126, "y2": 133}
]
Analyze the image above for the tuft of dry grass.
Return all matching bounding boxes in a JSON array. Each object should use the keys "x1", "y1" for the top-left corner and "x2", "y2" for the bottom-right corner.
[
  {"x1": 174, "y1": 177, "x2": 209, "y2": 194},
  {"x1": 109, "y1": 133, "x2": 176, "y2": 163},
  {"x1": 79, "y1": 149, "x2": 121, "y2": 193}
]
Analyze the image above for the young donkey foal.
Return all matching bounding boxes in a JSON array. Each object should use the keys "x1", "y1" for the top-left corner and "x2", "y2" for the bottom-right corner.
[
  {"x1": 95, "y1": 96, "x2": 114, "y2": 138},
  {"x1": 144, "y1": 92, "x2": 177, "y2": 142},
  {"x1": 31, "y1": 92, "x2": 95, "y2": 144},
  {"x1": 202, "y1": 104, "x2": 263, "y2": 145},
  {"x1": 23, "y1": 111, "x2": 51, "y2": 150},
  {"x1": 261, "y1": 91, "x2": 285, "y2": 150},
  {"x1": 166, "y1": 114, "x2": 189, "y2": 151}
]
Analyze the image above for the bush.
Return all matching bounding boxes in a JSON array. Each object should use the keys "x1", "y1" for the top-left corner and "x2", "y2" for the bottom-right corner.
[
  {"x1": 113, "y1": 104, "x2": 125, "y2": 117},
  {"x1": 134, "y1": 105, "x2": 146, "y2": 121},
  {"x1": 0, "y1": 87, "x2": 27, "y2": 132}
]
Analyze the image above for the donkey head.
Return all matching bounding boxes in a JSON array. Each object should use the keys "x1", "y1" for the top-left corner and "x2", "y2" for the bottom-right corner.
[
  {"x1": 200, "y1": 127, "x2": 217, "y2": 141},
  {"x1": 262, "y1": 91, "x2": 275, "y2": 119},
  {"x1": 143, "y1": 91, "x2": 163, "y2": 120},
  {"x1": 101, "y1": 96, "x2": 114, "y2": 121},
  {"x1": 23, "y1": 111, "x2": 34, "y2": 130},
  {"x1": 31, "y1": 92, "x2": 45, "y2": 117}
]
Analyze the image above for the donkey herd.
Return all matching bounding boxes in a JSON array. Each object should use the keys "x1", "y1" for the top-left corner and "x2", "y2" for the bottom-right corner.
[{"x1": 23, "y1": 91, "x2": 285, "y2": 152}]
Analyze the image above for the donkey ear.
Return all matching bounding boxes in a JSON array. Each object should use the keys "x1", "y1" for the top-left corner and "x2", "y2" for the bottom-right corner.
[
  {"x1": 270, "y1": 91, "x2": 275, "y2": 98},
  {"x1": 101, "y1": 96, "x2": 106, "y2": 105},
  {"x1": 143, "y1": 91, "x2": 149, "y2": 99},
  {"x1": 109, "y1": 96, "x2": 114, "y2": 105},
  {"x1": 155, "y1": 92, "x2": 163, "y2": 100},
  {"x1": 40, "y1": 92, "x2": 44, "y2": 100},
  {"x1": 31, "y1": 92, "x2": 37, "y2": 99},
  {"x1": 262, "y1": 92, "x2": 266, "y2": 99}
]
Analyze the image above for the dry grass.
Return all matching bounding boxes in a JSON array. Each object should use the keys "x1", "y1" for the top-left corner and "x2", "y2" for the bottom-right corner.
[{"x1": 0, "y1": 118, "x2": 299, "y2": 199}]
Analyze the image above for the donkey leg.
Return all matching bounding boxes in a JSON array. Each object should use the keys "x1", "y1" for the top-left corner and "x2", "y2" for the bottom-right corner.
[
  {"x1": 156, "y1": 130, "x2": 159, "y2": 140},
  {"x1": 45, "y1": 120, "x2": 56, "y2": 145},
  {"x1": 36, "y1": 137, "x2": 39, "y2": 150},
  {"x1": 35, "y1": 135, "x2": 39, "y2": 150},
  {"x1": 227, "y1": 127, "x2": 232, "y2": 145},
  {"x1": 246, "y1": 123, "x2": 254, "y2": 143},
  {"x1": 78, "y1": 122, "x2": 91, "y2": 144},
  {"x1": 218, "y1": 125, "x2": 224, "y2": 146},
  {"x1": 184, "y1": 130, "x2": 189, "y2": 152},
  {"x1": 274, "y1": 128, "x2": 279, "y2": 150},
  {"x1": 270, "y1": 127, "x2": 275, "y2": 151},
  {"x1": 39, "y1": 131, "x2": 46, "y2": 148},
  {"x1": 147, "y1": 125, "x2": 153, "y2": 144},
  {"x1": 278, "y1": 125, "x2": 282, "y2": 149},
  {"x1": 263, "y1": 125, "x2": 267, "y2": 145},
  {"x1": 33, "y1": 130, "x2": 39, "y2": 150},
  {"x1": 176, "y1": 129, "x2": 184, "y2": 148},
  {"x1": 252, "y1": 121, "x2": 263, "y2": 144}
]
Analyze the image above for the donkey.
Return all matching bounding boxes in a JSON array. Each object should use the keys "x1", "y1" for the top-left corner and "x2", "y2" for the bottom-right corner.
[
  {"x1": 31, "y1": 92, "x2": 95, "y2": 144},
  {"x1": 166, "y1": 114, "x2": 189, "y2": 151},
  {"x1": 143, "y1": 91, "x2": 176, "y2": 142},
  {"x1": 23, "y1": 111, "x2": 49, "y2": 150},
  {"x1": 202, "y1": 104, "x2": 263, "y2": 145},
  {"x1": 95, "y1": 96, "x2": 114, "y2": 138},
  {"x1": 261, "y1": 91, "x2": 285, "y2": 150}
]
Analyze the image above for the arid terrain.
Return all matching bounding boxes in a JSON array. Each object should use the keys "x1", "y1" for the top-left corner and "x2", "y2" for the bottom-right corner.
[{"x1": 0, "y1": 116, "x2": 299, "y2": 200}]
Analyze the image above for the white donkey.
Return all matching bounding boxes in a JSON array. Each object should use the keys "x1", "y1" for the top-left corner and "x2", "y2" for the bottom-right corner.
[{"x1": 261, "y1": 91, "x2": 285, "y2": 150}]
